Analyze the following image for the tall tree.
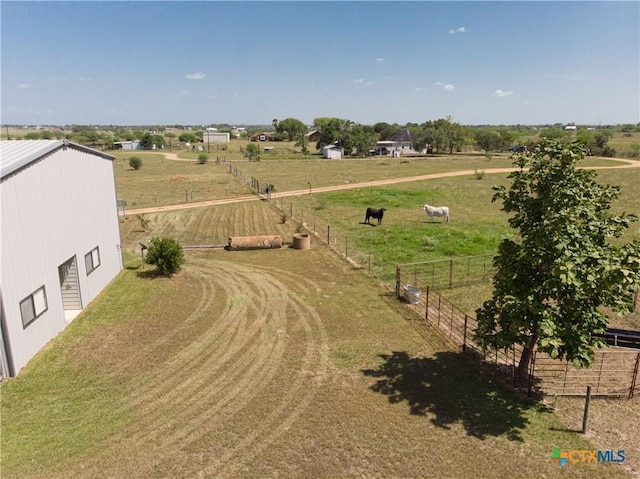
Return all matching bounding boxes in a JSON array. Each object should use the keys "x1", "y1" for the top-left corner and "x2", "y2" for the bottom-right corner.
[
  {"x1": 475, "y1": 139, "x2": 640, "y2": 382},
  {"x1": 313, "y1": 117, "x2": 353, "y2": 150},
  {"x1": 434, "y1": 116, "x2": 466, "y2": 154},
  {"x1": 343, "y1": 124, "x2": 376, "y2": 157},
  {"x1": 275, "y1": 117, "x2": 307, "y2": 151}
]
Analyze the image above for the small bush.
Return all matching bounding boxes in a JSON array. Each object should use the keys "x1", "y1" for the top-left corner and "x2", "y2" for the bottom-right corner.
[
  {"x1": 280, "y1": 213, "x2": 288, "y2": 224},
  {"x1": 145, "y1": 237, "x2": 184, "y2": 275},
  {"x1": 129, "y1": 156, "x2": 142, "y2": 170},
  {"x1": 197, "y1": 153, "x2": 208, "y2": 164},
  {"x1": 474, "y1": 169, "x2": 485, "y2": 180}
]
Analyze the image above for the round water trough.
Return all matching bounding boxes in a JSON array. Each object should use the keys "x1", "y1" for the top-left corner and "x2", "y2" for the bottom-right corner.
[
  {"x1": 293, "y1": 233, "x2": 311, "y2": 250},
  {"x1": 403, "y1": 285, "x2": 421, "y2": 304}
]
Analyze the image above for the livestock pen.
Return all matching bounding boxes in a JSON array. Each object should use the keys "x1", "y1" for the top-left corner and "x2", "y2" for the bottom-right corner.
[{"x1": 396, "y1": 256, "x2": 640, "y2": 399}]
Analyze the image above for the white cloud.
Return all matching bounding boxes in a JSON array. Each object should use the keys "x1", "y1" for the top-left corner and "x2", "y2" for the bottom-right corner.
[
  {"x1": 435, "y1": 82, "x2": 455, "y2": 91},
  {"x1": 449, "y1": 26, "x2": 468, "y2": 34},
  {"x1": 180, "y1": 90, "x2": 190, "y2": 96},
  {"x1": 492, "y1": 89, "x2": 513, "y2": 98},
  {"x1": 17, "y1": 83, "x2": 31, "y2": 89},
  {"x1": 353, "y1": 78, "x2": 373, "y2": 86},
  {"x1": 186, "y1": 72, "x2": 207, "y2": 80},
  {"x1": 375, "y1": 58, "x2": 384, "y2": 62}
]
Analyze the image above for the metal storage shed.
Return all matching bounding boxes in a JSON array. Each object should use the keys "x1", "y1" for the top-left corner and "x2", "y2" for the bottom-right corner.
[{"x1": 0, "y1": 140, "x2": 123, "y2": 377}]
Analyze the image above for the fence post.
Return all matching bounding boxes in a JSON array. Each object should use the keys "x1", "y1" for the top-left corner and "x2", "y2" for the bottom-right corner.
[
  {"x1": 463, "y1": 315, "x2": 468, "y2": 353},
  {"x1": 449, "y1": 259, "x2": 453, "y2": 289},
  {"x1": 425, "y1": 286, "x2": 429, "y2": 321},
  {"x1": 582, "y1": 386, "x2": 592, "y2": 434},
  {"x1": 527, "y1": 351, "x2": 536, "y2": 397},
  {"x1": 327, "y1": 225, "x2": 330, "y2": 245},
  {"x1": 396, "y1": 266, "x2": 401, "y2": 298},
  {"x1": 630, "y1": 352, "x2": 640, "y2": 399}
]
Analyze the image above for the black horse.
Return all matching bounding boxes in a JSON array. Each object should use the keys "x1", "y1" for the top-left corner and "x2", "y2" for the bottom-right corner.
[{"x1": 364, "y1": 207, "x2": 386, "y2": 225}]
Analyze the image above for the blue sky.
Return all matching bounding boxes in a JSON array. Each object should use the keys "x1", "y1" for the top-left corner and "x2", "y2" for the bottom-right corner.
[{"x1": 2, "y1": 1, "x2": 638, "y2": 126}]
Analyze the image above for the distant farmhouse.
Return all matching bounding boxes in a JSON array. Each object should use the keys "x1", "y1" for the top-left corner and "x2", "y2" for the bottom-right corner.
[
  {"x1": 0, "y1": 140, "x2": 123, "y2": 377},
  {"x1": 250, "y1": 132, "x2": 278, "y2": 142},
  {"x1": 306, "y1": 130, "x2": 322, "y2": 142},
  {"x1": 376, "y1": 128, "x2": 416, "y2": 156}
]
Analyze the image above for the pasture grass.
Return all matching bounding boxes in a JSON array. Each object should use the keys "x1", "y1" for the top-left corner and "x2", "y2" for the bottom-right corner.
[
  {"x1": 1, "y1": 246, "x2": 631, "y2": 478},
  {"x1": 2, "y1": 144, "x2": 638, "y2": 477}
]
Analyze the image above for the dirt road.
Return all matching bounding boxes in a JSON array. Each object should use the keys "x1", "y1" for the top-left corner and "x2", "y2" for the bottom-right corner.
[{"x1": 127, "y1": 156, "x2": 640, "y2": 216}]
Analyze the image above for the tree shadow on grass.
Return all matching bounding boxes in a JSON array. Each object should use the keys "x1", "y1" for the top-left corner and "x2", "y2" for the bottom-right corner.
[{"x1": 363, "y1": 351, "x2": 544, "y2": 441}]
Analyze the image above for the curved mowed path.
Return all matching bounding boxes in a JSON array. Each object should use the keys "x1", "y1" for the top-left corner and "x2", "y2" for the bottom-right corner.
[{"x1": 73, "y1": 255, "x2": 329, "y2": 478}]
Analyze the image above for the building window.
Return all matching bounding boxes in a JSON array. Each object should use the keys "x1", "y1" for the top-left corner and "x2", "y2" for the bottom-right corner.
[
  {"x1": 20, "y1": 286, "x2": 48, "y2": 328},
  {"x1": 85, "y1": 246, "x2": 101, "y2": 275}
]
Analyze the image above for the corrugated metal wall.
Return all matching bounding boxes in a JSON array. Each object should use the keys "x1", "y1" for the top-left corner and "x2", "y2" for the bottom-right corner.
[{"x1": 0, "y1": 145, "x2": 122, "y2": 375}]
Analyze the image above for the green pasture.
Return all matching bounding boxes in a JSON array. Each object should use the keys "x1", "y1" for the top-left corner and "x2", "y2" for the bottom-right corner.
[
  {"x1": 1, "y1": 146, "x2": 638, "y2": 477},
  {"x1": 112, "y1": 144, "x2": 629, "y2": 209}
]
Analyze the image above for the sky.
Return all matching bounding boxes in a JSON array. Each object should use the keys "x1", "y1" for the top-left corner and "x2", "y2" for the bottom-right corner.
[{"x1": 1, "y1": 1, "x2": 638, "y2": 126}]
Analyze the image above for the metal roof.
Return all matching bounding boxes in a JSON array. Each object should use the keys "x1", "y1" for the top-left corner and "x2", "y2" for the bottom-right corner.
[{"x1": 0, "y1": 140, "x2": 115, "y2": 180}]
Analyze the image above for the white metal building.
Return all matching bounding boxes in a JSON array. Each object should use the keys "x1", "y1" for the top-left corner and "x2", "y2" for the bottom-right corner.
[
  {"x1": 203, "y1": 132, "x2": 230, "y2": 143},
  {"x1": 322, "y1": 145, "x2": 344, "y2": 159},
  {"x1": 0, "y1": 140, "x2": 123, "y2": 377}
]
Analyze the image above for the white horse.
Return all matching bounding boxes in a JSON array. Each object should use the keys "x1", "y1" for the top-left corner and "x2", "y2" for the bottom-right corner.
[{"x1": 422, "y1": 204, "x2": 450, "y2": 223}]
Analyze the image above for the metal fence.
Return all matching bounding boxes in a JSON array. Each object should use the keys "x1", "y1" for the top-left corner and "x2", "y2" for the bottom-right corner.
[{"x1": 396, "y1": 257, "x2": 640, "y2": 399}]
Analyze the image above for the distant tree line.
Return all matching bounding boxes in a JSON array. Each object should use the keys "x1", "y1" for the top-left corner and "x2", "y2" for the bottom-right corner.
[{"x1": 10, "y1": 120, "x2": 640, "y2": 157}]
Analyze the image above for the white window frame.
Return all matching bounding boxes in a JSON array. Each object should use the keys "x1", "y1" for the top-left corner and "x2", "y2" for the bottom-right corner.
[
  {"x1": 85, "y1": 246, "x2": 101, "y2": 275},
  {"x1": 20, "y1": 286, "x2": 48, "y2": 328}
]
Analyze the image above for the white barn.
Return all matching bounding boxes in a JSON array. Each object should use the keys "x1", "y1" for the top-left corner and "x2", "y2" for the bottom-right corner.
[{"x1": 0, "y1": 140, "x2": 123, "y2": 377}]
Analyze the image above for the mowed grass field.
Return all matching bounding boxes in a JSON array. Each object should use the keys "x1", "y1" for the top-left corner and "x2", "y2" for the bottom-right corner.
[{"x1": 2, "y1": 150, "x2": 639, "y2": 478}]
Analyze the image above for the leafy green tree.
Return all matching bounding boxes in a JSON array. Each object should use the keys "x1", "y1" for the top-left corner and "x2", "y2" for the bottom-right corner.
[
  {"x1": 414, "y1": 125, "x2": 446, "y2": 154},
  {"x1": 434, "y1": 117, "x2": 467, "y2": 154},
  {"x1": 245, "y1": 143, "x2": 260, "y2": 161},
  {"x1": 373, "y1": 122, "x2": 401, "y2": 142},
  {"x1": 313, "y1": 117, "x2": 353, "y2": 150},
  {"x1": 179, "y1": 132, "x2": 198, "y2": 143},
  {"x1": 275, "y1": 117, "x2": 307, "y2": 152},
  {"x1": 129, "y1": 156, "x2": 142, "y2": 170},
  {"x1": 576, "y1": 129, "x2": 615, "y2": 157},
  {"x1": 475, "y1": 139, "x2": 640, "y2": 383},
  {"x1": 475, "y1": 130, "x2": 504, "y2": 154},
  {"x1": 139, "y1": 132, "x2": 153, "y2": 150},
  {"x1": 145, "y1": 237, "x2": 185, "y2": 275},
  {"x1": 343, "y1": 124, "x2": 376, "y2": 157}
]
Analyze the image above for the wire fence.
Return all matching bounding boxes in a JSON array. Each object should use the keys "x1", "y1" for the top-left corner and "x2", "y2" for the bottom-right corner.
[
  {"x1": 396, "y1": 257, "x2": 640, "y2": 399},
  {"x1": 230, "y1": 163, "x2": 640, "y2": 399}
]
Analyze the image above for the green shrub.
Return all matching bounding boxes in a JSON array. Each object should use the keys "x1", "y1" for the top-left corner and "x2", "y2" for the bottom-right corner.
[
  {"x1": 197, "y1": 153, "x2": 208, "y2": 164},
  {"x1": 145, "y1": 237, "x2": 184, "y2": 275},
  {"x1": 129, "y1": 156, "x2": 142, "y2": 170}
]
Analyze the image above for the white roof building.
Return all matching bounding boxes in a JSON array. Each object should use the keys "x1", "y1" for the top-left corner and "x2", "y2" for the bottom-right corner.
[{"x1": 0, "y1": 140, "x2": 123, "y2": 377}]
